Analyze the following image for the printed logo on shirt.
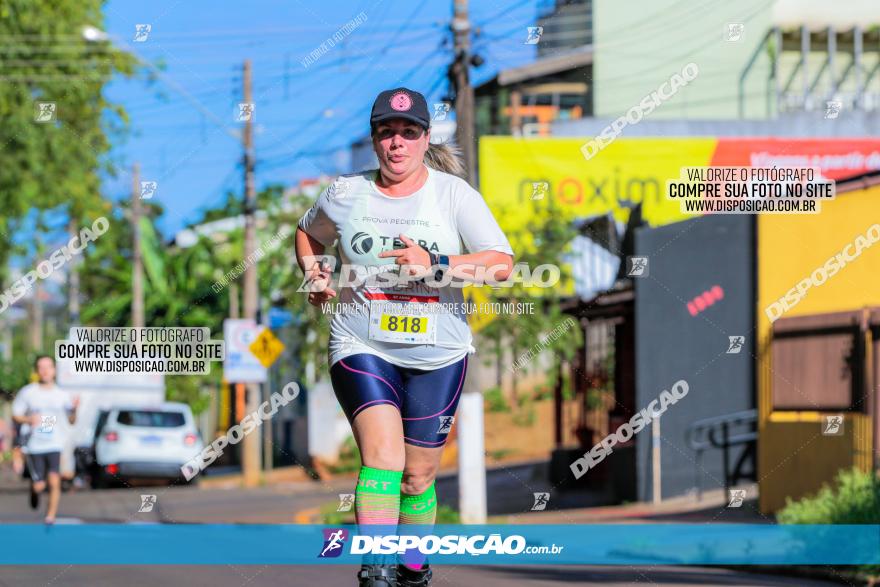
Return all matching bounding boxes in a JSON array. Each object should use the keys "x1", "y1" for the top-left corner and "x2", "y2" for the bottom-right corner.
[
  {"x1": 351, "y1": 232, "x2": 375, "y2": 255},
  {"x1": 378, "y1": 235, "x2": 440, "y2": 252},
  {"x1": 360, "y1": 216, "x2": 431, "y2": 228}
]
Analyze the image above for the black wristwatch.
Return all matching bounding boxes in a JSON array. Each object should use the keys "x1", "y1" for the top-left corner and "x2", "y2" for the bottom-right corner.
[
  {"x1": 433, "y1": 253, "x2": 449, "y2": 281},
  {"x1": 420, "y1": 245, "x2": 450, "y2": 282}
]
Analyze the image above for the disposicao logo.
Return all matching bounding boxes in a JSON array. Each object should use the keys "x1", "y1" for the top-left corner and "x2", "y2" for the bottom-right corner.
[{"x1": 318, "y1": 528, "x2": 349, "y2": 558}]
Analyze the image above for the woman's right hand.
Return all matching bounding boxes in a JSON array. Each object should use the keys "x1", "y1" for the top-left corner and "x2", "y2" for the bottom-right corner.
[{"x1": 305, "y1": 262, "x2": 337, "y2": 307}]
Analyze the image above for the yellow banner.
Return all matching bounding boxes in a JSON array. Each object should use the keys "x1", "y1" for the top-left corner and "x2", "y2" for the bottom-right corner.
[
  {"x1": 471, "y1": 137, "x2": 716, "y2": 323},
  {"x1": 478, "y1": 136, "x2": 716, "y2": 233}
]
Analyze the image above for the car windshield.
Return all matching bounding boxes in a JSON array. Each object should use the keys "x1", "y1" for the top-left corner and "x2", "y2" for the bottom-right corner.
[{"x1": 117, "y1": 410, "x2": 186, "y2": 428}]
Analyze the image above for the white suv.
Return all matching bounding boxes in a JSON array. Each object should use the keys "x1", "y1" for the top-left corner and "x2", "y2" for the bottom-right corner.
[{"x1": 92, "y1": 402, "x2": 203, "y2": 487}]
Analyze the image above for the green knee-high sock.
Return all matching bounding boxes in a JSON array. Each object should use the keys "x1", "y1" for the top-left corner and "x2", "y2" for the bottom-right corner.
[
  {"x1": 355, "y1": 466, "x2": 403, "y2": 525},
  {"x1": 398, "y1": 482, "x2": 437, "y2": 570},
  {"x1": 355, "y1": 466, "x2": 402, "y2": 566}
]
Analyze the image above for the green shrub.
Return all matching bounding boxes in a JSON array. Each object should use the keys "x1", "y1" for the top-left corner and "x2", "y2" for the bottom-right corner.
[
  {"x1": 436, "y1": 504, "x2": 460, "y2": 524},
  {"x1": 483, "y1": 386, "x2": 509, "y2": 413},
  {"x1": 512, "y1": 404, "x2": 536, "y2": 427},
  {"x1": 533, "y1": 385, "x2": 553, "y2": 401},
  {"x1": 778, "y1": 468, "x2": 880, "y2": 576},
  {"x1": 0, "y1": 356, "x2": 37, "y2": 397},
  {"x1": 778, "y1": 468, "x2": 880, "y2": 525},
  {"x1": 586, "y1": 389, "x2": 608, "y2": 410},
  {"x1": 561, "y1": 369, "x2": 575, "y2": 401},
  {"x1": 487, "y1": 448, "x2": 516, "y2": 460},
  {"x1": 320, "y1": 500, "x2": 355, "y2": 525}
]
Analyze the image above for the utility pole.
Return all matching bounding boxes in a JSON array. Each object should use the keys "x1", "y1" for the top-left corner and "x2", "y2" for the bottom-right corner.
[
  {"x1": 451, "y1": 0, "x2": 476, "y2": 187},
  {"x1": 241, "y1": 59, "x2": 262, "y2": 487},
  {"x1": 451, "y1": 0, "x2": 486, "y2": 524},
  {"x1": 30, "y1": 231, "x2": 44, "y2": 352},
  {"x1": 261, "y1": 295, "x2": 273, "y2": 474},
  {"x1": 67, "y1": 216, "x2": 81, "y2": 327},
  {"x1": 131, "y1": 163, "x2": 144, "y2": 328}
]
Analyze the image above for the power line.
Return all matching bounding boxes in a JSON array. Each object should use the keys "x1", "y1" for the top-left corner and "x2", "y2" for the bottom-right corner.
[
  {"x1": 259, "y1": 42, "x2": 447, "y2": 172},
  {"x1": 0, "y1": 20, "x2": 443, "y2": 43},
  {"x1": 258, "y1": 0, "x2": 433, "y2": 155},
  {"x1": 473, "y1": 0, "x2": 536, "y2": 30}
]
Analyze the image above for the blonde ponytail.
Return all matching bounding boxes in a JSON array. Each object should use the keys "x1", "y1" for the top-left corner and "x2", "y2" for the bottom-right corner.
[{"x1": 424, "y1": 141, "x2": 466, "y2": 179}]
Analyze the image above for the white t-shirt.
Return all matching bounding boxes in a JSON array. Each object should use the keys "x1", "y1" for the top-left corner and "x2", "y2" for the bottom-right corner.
[
  {"x1": 12, "y1": 383, "x2": 73, "y2": 454},
  {"x1": 298, "y1": 165, "x2": 514, "y2": 369}
]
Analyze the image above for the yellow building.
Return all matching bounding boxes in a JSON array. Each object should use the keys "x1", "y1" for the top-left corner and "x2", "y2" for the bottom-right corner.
[{"x1": 757, "y1": 172, "x2": 880, "y2": 513}]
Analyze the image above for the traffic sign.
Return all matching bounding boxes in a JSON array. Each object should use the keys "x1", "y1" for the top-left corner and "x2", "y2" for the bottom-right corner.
[
  {"x1": 223, "y1": 319, "x2": 267, "y2": 382},
  {"x1": 249, "y1": 328, "x2": 285, "y2": 368}
]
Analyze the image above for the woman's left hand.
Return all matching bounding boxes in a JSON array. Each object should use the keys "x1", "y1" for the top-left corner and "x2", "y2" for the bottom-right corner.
[{"x1": 377, "y1": 234, "x2": 432, "y2": 278}]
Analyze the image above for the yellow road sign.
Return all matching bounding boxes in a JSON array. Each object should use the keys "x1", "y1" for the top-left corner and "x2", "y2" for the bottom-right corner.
[{"x1": 249, "y1": 328, "x2": 285, "y2": 368}]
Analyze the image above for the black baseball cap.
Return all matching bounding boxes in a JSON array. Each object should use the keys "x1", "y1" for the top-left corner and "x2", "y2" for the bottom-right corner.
[{"x1": 370, "y1": 87, "x2": 430, "y2": 130}]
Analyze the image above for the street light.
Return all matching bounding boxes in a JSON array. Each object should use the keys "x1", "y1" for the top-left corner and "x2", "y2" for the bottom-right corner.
[{"x1": 81, "y1": 25, "x2": 109, "y2": 43}]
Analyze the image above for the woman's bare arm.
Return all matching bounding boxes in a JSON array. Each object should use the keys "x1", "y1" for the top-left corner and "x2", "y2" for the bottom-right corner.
[
  {"x1": 379, "y1": 235, "x2": 514, "y2": 285},
  {"x1": 295, "y1": 226, "x2": 325, "y2": 272},
  {"x1": 295, "y1": 227, "x2": 337, "y2": 305},
  {"x1": 446, "y1": 250, "x2": 514, "y2": 283}
]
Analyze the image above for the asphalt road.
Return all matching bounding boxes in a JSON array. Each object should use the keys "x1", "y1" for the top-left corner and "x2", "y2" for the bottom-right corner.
[
  {"x1": 0, "y1": 564, "x2": 843, "y2": 587},
  {"x1": 0, "y1": 460, "x2": 592, "y2": 524},
  {"x1": 0, "y1": 469, "x2": 846, "y2": 586}
]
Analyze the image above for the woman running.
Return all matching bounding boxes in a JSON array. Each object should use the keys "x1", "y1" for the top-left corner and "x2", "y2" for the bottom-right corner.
[{"x1": 295, "y1": 87, "x2": 513, "y2": 587}]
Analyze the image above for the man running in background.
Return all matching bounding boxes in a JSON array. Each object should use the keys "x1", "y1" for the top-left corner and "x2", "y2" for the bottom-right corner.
[{"x1": 12, "y1": 355, "x2": 79, "y2": 524}]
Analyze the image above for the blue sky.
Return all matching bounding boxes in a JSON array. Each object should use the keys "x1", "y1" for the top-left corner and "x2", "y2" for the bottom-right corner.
[{"x1": 100, "y1": 0, "x2": 539, "y2": 237}]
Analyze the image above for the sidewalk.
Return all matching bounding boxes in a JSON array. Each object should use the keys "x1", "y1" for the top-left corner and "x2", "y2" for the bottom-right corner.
[
  {"x1": 1, "y1": 458, "x2": 769, "y2": 527},
  {"x1": 504, "y1": 483, "x2": 770, "y2": 525},
  {"x1": 197, "y1": 464, "x2": 317, "y2": 489},
  {"x1": 287, "y1": 456, "x2": 768, "y2": 526}
]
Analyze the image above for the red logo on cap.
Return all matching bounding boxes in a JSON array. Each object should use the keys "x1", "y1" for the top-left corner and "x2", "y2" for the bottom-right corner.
[{"x1": 390, "y1": 91, "x2": 412, "y2": 112}]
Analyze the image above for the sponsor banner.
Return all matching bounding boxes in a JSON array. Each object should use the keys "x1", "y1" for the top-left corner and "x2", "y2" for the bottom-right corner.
[
  {"x1": 480, "y1": 137, "x2": 711, "y2": 234},
  {"x1": 709, "y1": 138, "x2": 880, "y2": 180},
  {"x1": 1, "y1": 524, "x2": 877, "y2": 565},
  {"x1": 479, "y1": 136, "x2": 880, "y2": 233},
  {"x1": 478, "y1": 136, "x2": 880, "y2": 303}
]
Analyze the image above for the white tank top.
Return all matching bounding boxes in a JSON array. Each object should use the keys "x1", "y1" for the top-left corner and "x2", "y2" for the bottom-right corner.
[{"x1": 298, "y1": 165, "x2": 514, "y2": 369}]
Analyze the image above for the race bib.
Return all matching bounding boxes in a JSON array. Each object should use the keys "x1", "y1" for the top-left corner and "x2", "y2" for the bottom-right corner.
[{"x1": 367, "y1": 294, "x2": 437, "y2": 345}]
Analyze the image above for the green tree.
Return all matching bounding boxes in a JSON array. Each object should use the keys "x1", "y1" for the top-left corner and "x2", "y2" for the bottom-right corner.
[
  {"x1": 78, "y1": 199, "x2": 227, "y2": 412},
  {"x1": 0, "y1": 355, "x2": 34, "y2": 398},
  {"x1": 0, "y1": 0, "x2": 137, "y2": 284},
  {"x1": 480, "y1": 196, "x2": 583, "y2": 397},
  {"x1": 79, "y1": 197, "x2": 225, "y2": 331},
  {"x1": 204, "y1": 185, "x2": 331, "y2": 381}
]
